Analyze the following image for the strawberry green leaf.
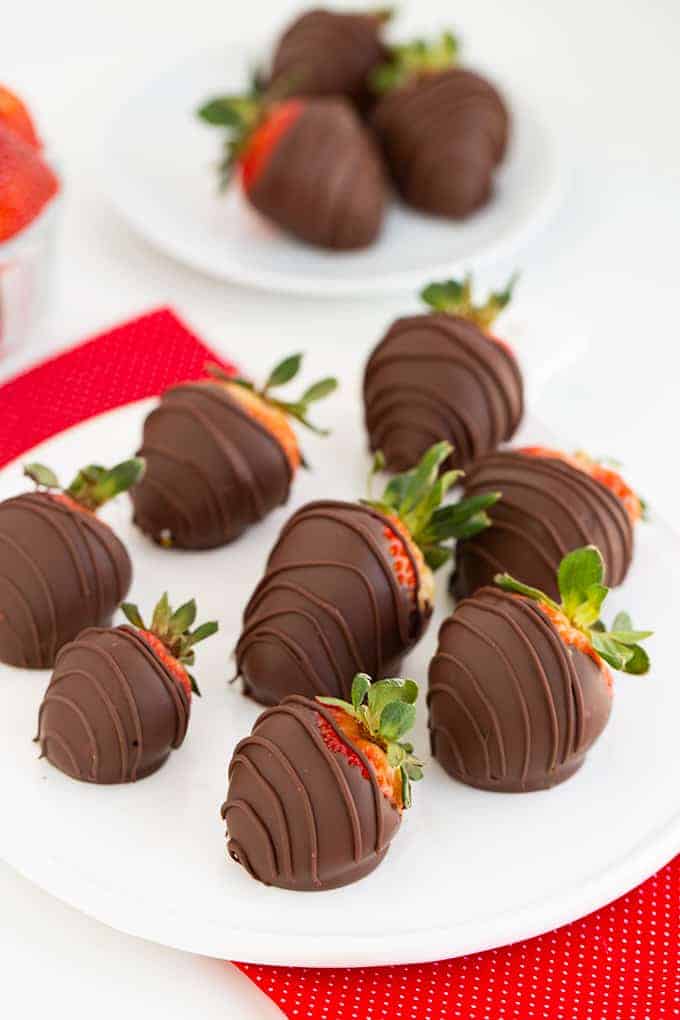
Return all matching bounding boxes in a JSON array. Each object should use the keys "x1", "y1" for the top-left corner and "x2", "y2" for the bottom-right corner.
[
  {"x1": 151, "y1": 592, "x2": 172, "y2": 635},
  {"x1": 589, "y1": 631, "x2": 633, "y2": 670},
  {"x1": 608, "y1": 629, "x2": 654, "y2": 645},
  {"x1": 265, "y1": 353, "x2": 303, "y2": 390},
  {"x1": 612, "y1": 611, "x2": 632, "y2": 632},
  {"x1": 121, "y1": 602, "x2": 145, "y2": 629},
  {"x1": 619, "y1": 643, "x2": 650, "y2": 675},
  {"x1": 24, "y1": 463, "x2": 60, "y2": 489},
  {"x1": 197, "y1": 97, "x2": 251, "y2": 127},
  {"x1": 558, "y1": 546, "x2": 605, "y2": 618},
  {"x1": 86, "y1": 458, "x2": 146, "y2": 507},
  {"x1": 380, "y1": 700, "x2": 416, "y2": 742},
  {"x1": 170, "y1": 599, "x2": 197, "y2": 635},
  {"x1": 422, "y1": 544, "x2": 452, "y2": 570},
  {"x1": 420, "y1": 272, "x2": 517, "y2": 329},
  {"x1": 351, "y1": 673, "x2": 371, "y2": 712},
  {"x1": 301, "y1": 378, "x2": 338, "y2": 403},
  {"x1": 571, "y1": 583, "x2": 608, "y2": 629},
  {"x1": 494, "y1": 573, "x2": 561, "y2": 611},
  {"x1": 187, "y1": 620, "x2": 219, "y2": 646}
]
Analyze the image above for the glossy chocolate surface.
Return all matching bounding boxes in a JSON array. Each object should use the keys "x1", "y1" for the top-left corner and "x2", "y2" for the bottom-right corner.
[
  {"x1": 131, "y1": 381, "x2": 292, "y2": 550},
  {"x1": 452, "y1": 451, "x2": 634, "y2": 601},
  {"x1": 222, "y1": 695, "x2": 400, "y2": 889},
  {"x1": 428, "y1": 587, "x2": 612, "y2": 791},
  {"x1": 37, "y1": 625, "x2": 190, "y2": 783},
  {"x1": 0, "y1": 492, "x2": 131, "y2": 669},
  {"x1": 236, "y1": 500, "x2": 430, "y2": 705},
  {"x1": 363, "y1": 312, "x2": 523, "y2": 472}
]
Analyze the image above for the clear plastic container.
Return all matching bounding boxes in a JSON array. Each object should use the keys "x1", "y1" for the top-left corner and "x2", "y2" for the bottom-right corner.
[{"x1": 0, "y1": 191, "x2": 60, "y2": 359}]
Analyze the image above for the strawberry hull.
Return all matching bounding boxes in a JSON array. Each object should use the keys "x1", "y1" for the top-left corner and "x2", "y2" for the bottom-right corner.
[
  {"x1": 37, "y1": 625, "x2": 190, "y2": 784},
  {"x1": 0, "y1": 492, "x2": 131, "y2": 668},
  {"x1": 131, "y1": 382, "x2": 293, "y2": 549},
  {"x1": 428, "y1": 587, "x2": 612, "y2": 792},
  {"x1": 363, "y1": 311, "x2": 523, "y2": 472},
  {"x1": 451, "y1": 450, "x2": 635, "y2": 601},
  {"x1": 371, "y1": 68, "x2": 509, "y2": 218},
  {"x1": 268, "y1": 9, "x2": 388, "y2": 111},
  {"x1": 245, "y1": 98, "x2": 387, "y2": 250},
  {"x1": 236, "y1": 500, "x2": 431, "y2": 706},
  {"x1": 222, "y1": 695, "x2": 401, "y2": 890}
]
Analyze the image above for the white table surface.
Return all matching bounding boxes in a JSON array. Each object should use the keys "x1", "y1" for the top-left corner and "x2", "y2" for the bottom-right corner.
[{"x1": 1, "y1": 0, "x2": 678, "y2": 1016}]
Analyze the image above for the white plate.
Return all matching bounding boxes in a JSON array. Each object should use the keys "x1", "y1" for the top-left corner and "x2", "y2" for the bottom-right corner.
[
  {"x1": 0, "y1": 365, "x2": 676, "y2": 967},
  {"x1": 102, "y1": 46, "x2": 563, "y2": 297}
]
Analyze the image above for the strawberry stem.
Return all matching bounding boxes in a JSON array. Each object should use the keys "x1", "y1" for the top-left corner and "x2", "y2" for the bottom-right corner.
[
  {"x1": 421, "y1": 272, "x2": 518, "y2": 330},
  {"x1": 24, "y1": 458, "x2": 145, "y2": 511},
  {"x1": 363, "y1": 441, "x2": 500, "y2": 570}
]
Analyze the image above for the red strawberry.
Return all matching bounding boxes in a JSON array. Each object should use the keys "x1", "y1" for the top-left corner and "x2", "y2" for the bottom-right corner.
[
  {"x1": 205, "y1": 354, "x2": 337, "y2": 475},
  {"x1": 365, "y1": 441, "x2": 501, "y2": 613},
  {"x1": 0, "y1": 85, "x2": 41, "y2": 148},
  {"x1": 197, "y1": 90, "x2": 387, "y2": 250},
  {"x1": 520, "y1": 447, "x2": 644, "y2": 523},
  {"x1": 24, "y1": 458, "x2": 145, "y2": 515},
  {"x1": 317, "y1": 673, "x2": 424, "y2": 810},
  {"x1": 121, "y1": 593, "x2": 218, "y2": 698},
  {"x1": 0, "y1": 124, "x2": 58, "y2": 242},
  {"x1": 495, "y1": 545, "x2": 652, "y2": 683}
]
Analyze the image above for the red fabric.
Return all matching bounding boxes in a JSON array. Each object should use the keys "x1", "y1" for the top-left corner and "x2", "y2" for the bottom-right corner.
[{"x1": 1, "y1": 309, "x2": 678, "y2": 1020}]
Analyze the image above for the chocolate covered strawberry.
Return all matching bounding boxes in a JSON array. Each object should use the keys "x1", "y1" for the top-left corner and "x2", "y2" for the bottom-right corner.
[
  {"x1": 267, "y1": 7, "x2": 390, "y2": 111},
  {"x1": 429, "y1": 545, "x2": 652, "y2": 791},
  {"x1": 197, "y1": 88, "x2": 387, "y2": 249},
  {"x1": 223, "y1": 672, "x2": 423, "y2": 889},
  {"x1": 0, "y1": 123, "x2": 58, "y2": 241},
  {"x1": 38, "y1": 593, "x2": 217, "y2": 784},
  {"x1": 370, "y1": 32, "x2": 509, "y2": 218},
  {"x1": 364, "y1": 274, "x2": 523, "y2": 472},
  {"x1": 0, "y1": 85, "x2": 41, "y2": 148},
  {"x1": 236, "y1": 440, "x2": 500, "y2": 705},
  {"x1": 0, "y1": 459, "x2": 144, "y2": 668},
  {"x1": 131, "y1": 354, "x2": 337, "y2": 549},
  {"x1": 451, "y1": 446, "x2": 643, "y2": 602}
]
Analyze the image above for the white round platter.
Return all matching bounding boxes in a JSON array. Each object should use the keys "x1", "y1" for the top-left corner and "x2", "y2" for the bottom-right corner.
[{"x1": 0, "y1": 370, "x2": 676, "y2": 967}]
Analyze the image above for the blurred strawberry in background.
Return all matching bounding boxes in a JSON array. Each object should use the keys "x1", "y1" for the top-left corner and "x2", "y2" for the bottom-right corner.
[
  {"x1": 0, "y1": 124, "x2": 58, "y2": 242},
  {"x1": 0, "y1": 85, "x2": 41, "y2": 149}
]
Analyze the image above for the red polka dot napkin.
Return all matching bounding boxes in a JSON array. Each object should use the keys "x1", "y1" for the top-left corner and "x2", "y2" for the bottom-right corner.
[{"x1": 0, "y1": 308, "x2": 678, "y2": 1020}]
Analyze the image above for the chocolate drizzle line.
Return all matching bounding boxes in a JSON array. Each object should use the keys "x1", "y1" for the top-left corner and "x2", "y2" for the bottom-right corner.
[
  {"x1": 37, "y1": 625, "x2": 189, "y2": 784},
  {"x1": 222, "y1": 695, "x2": 399, "y2": 890},
  {"x1": 236, "y1": 500, "x2": 428, "y2": 706},
  {"x1": 452, "y1": 452, "x2": 634, "y2": 601},
  {"x1": 364, "y1": 313, "x2": 523, "y2": 472},
  {"x1": 428, "y1": 588, "x2": 611, "y2": 792},
  {"x1": 0, "y1": 493, "x2": 131, "y2": 669}
]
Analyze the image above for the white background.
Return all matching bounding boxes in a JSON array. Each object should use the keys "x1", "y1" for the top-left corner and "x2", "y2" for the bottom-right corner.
[{"x1": 1, "y1": 0, "x2": 678, "y2": 1017}]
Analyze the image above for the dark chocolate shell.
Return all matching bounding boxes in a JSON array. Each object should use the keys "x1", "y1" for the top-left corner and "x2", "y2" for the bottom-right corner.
[
  {"x1": 247, "y1": 98, "x2": 387, "y2": 250},
  {"x1": 131, "y1": 381, "x2": 292, "y2": 550},
  {"x1": 0, "y1": 493, "x2": 132, "y2": 669},
  {"x1": 372, "y1": 68, "x2": 510, "y2": 218},
  {"x1": 428, "y1": 587, "x2": 612, "y2": 792},
  {"x1": 452, "y1": 451, "x2": 635, "y2": 601},
  {"x1": 363, "y1": 312, "x2": 523, "y2": 472},
  {"x1": 236, "y1": 500, "x2": 430, "y2": 706},
  {"x1": 269, "y1": 8, "x2": 387, "y2": 110},
  {"x1": 37, "y1": 625, "x2": 190, "y2": 783},
  {"x1": 222, "y1": 695, "x2": 400, "y2": 889}
]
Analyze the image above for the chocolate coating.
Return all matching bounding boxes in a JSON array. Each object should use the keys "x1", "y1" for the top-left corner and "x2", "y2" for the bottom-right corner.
[
  {"x1": 428, "y1": 587, "x2": 612, "y2": 791},
  {"x1": 363, "y1": 313, "x2": 523, "y2": 472},
  {"x1": 236, "y1": 501, "x2": 430, "y2": 706},
  {"x1": 452, "y1": 451, "x2": 634, "y2": 601},
  {"x1": 131, "y1": 381, "x2": 292, "y2": 549},
  {"x1": 248, "y1": 98, "x2": 387, "y2": 250},
  {"x1": 0, "y1": 493, "x2": 131, "y2": 669},
  {"x1": 372, "y1": 68, "x2": 510, "y2": 218},
  {"x1": 37, "y1": 625, "x2": 190, "y2": 783},
  {"x1": 222, "y1": 695, "x2": 400, "y2": 889},
  {"x1": 269, "y1": 8, "x2": 387, "y2": 110}
]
